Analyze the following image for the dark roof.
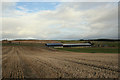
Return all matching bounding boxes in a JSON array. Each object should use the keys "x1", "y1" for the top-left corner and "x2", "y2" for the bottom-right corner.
[
  {"x1": 63, "y1": 43, "x2": 91, "y2": 46},
  {"x1": 46, "y1": 43, "x2": 63, "y2": 46},
  {"x1": 46, "y1": 43, "x2": 91, "y2": 46}
]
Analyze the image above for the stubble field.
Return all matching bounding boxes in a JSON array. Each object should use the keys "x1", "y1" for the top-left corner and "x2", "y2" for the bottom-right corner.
[{"x1": 2, "y1": 45, "x2": 119, "y2": 79}]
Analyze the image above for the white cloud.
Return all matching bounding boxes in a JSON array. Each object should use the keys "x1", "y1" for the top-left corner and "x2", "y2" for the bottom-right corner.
[
  {"x1": 1, "y1": 0, "x2": 119, "y2": 2},
  {"x1": 2, "y1": 2, "x2": 118, "y2": 40}
]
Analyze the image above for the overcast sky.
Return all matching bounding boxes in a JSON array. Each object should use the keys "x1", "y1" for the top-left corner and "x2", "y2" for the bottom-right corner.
[{"x1": 1, "y1": 2, "x2": 118, "y2": 40}]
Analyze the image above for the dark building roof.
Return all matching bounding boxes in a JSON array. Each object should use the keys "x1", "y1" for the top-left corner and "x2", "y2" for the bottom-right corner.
[
  {"x1": 45, "y1": 43, "x2": 63, "y2": 46},
  {"x1": 46, "y1": 43, "x2": 91, "y2": 46},
  {"x1": 63, "y1": 43, "x2": 91, "y2": 46}
]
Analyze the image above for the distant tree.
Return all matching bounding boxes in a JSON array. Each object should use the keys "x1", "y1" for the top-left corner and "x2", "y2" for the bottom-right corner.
[
  {"x1": 2, "y1": 39, "x2": 8, "y2": 41},
  {"x1": 79, "y1": 39, "x2": 84, "y2": 41},
  {"x1": 8, "y1": 41, "x2": 12, "y2": 43}
]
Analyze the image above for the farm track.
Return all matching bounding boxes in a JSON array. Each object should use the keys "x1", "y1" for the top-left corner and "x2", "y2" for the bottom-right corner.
[{"x1": 2, "y1": 46, "x2": 119, "y2": 78}]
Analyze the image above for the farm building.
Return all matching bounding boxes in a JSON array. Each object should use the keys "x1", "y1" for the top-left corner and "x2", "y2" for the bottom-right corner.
[
  {"x1": 45, "y1": 43, "x2": 63, "y2": 48},
  {"x1": 63, "y1": 43, "x2": 92, "y2": 47},
  {"x1": 45, "y1": 43, "x2": 92, "y2": 48}
]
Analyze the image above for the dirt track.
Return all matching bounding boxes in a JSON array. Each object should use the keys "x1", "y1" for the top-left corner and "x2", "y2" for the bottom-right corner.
[{"x1": 2, "y1": 46, "x2": 119, "y2": 78}]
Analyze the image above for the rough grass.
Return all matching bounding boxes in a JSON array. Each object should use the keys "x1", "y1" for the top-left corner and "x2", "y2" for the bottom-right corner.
[
  {"x1": 91, "y1": 41, "x2": 119, "y2": 47},
  {"x1": 57, "y1": 47, "x2": 118, "y2": 53}
]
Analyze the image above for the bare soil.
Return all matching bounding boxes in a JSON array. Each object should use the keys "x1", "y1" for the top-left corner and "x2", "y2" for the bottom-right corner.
[{"x1": 2, "y1": 46, "x2": 119, "y2": 78}]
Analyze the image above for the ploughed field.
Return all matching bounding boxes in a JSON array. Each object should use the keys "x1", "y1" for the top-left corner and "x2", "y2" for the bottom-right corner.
[{"x1": 2, "y1": 46, "x2": 119, "y2": 78}]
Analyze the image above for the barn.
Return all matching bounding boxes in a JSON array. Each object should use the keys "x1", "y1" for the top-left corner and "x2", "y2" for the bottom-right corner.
[
  {"x1": 45, "y1": 43, "x2": 63, "y2": 48},
  {"x1": 63, "y1": 43, "x2": 91, "y2": 47},
  {"x1": 45, "y1": 43, "x2": 92, "y2": 48},
  {"x1": 63, "y1": 43, "x2": 92, "y2": 47}
]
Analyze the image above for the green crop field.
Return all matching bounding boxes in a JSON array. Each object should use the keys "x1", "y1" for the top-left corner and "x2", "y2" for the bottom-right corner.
[{"x1": 57, "y1": 47, "x2": 119, "y2": 54}]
